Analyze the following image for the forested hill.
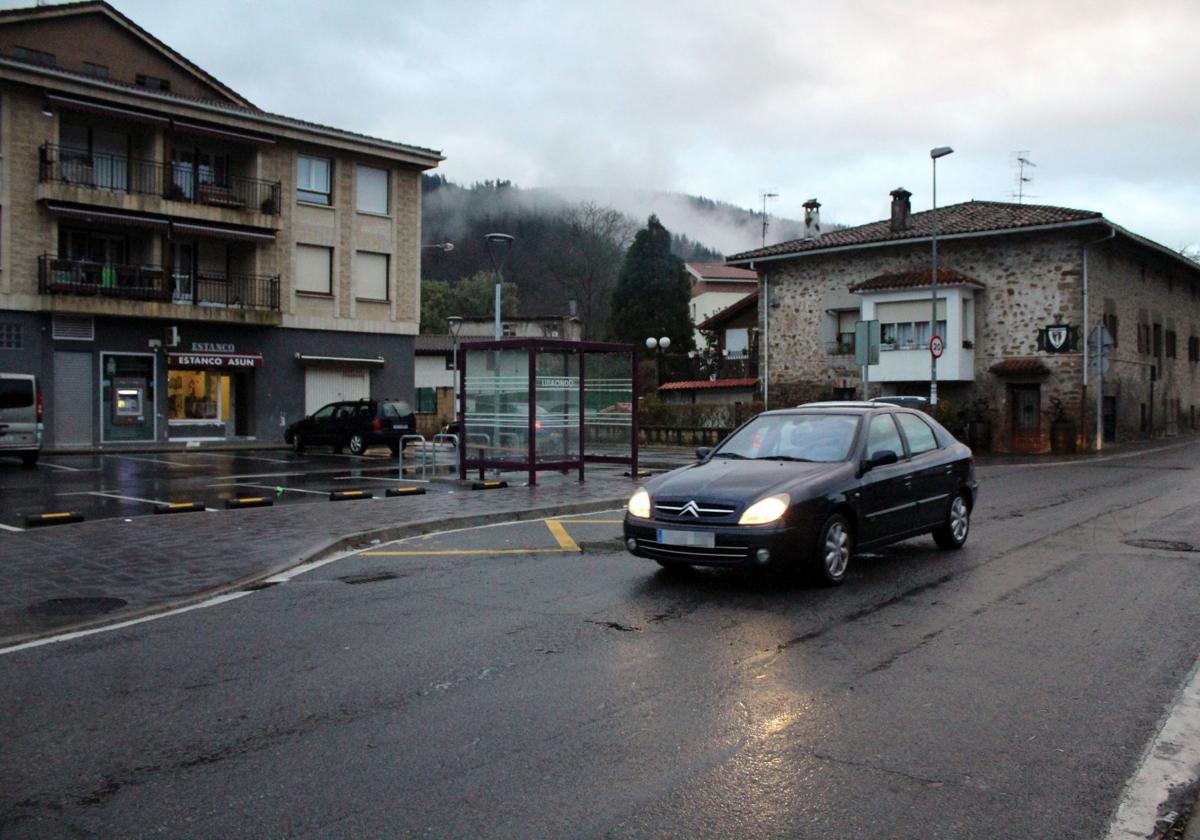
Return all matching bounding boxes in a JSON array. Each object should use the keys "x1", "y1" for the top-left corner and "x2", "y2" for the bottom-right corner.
[{"x1": 419, "y1": 176, "x2": 803, "y2": 337}]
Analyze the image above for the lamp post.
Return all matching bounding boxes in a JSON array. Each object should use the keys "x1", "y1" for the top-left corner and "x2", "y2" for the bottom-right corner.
[
  {"x1": 484, "y1": 233, "x2": 514, "y2": 340},
  {"x1": 448, "y1": 315, "x2": 463, "y2": 413},
  {"x1": 929, "y1": 146, "x2": 954, "y2": 407},
  {"x1": 646, "y1": 335, "x2": 671, "y2": 387}
]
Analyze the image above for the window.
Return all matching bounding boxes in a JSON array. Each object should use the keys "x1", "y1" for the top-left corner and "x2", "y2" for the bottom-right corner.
[
  {"x1": 867, "y1": 414, "x2": 904, "y2": 460},
  {"x1": 1102, "y1": 311, "x2": 1119, "y2": 348},
  {"x1": 0, "y1": 322, "x2": 21, "y2": 350},
  {"x1": 295, "y1": 244, "x2": 333, "y2": 295},
  {"x1": 1153, "y1": 324, "x2": 1162, "y2": 357},
  {"x1": 135, "y1": 74, "x2": 170, "y2": 91},
  {"x1": 1166, "y1": 330, "x2": 1177, "y2": 359},
  {"x1": 14, "y1": 46, "x2": 55, "y2": 67},
  {"x1": 502, "y1": 323, "x2": 517, "y2": 338},
  {"x1": 880, "y1": 320, "x2": 946, "y2": 350},
  {"x1": 896, "y1": 413, "x2": 938, "y2": 455},
  {"x1": 355, "y1": 165, "x2": 389, "y2": 214},
  {"x1": 414, "y1": 388, "x2": 437, "y2": 414},
  {"x1": 0, "y1": 379, "x2": 33, "y2": 409},
  {"x1": 297, "y1": 155, "x2": 331, "y2": 205},
  {"x1": 82, "y1": 62, "x2": 108, "y2": 78},
  {"x1": 354, "y1": 251, "x2": 388, "y2": 301},
  {"x1": 1137, "y1": 323, "x2": 1150, "y2": 354},
  {"x1": 1188, "y1": 336, "x2": 1199, "y2": 363}
]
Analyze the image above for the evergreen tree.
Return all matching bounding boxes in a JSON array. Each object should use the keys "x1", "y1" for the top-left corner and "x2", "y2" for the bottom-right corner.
[{"x1": 607, "y1": 215, "x2": 695, "y2": 351}]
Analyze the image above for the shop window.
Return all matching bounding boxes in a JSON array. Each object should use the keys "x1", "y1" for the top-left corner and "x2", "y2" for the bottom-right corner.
[{"x1": 168, "y1": 370, "x2": 231, "y2": 422}]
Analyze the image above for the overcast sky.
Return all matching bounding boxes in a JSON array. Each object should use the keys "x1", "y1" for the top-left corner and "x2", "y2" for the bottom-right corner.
[{"x1": 43, "y1": 0, "x2": 1200, "y2": 252}]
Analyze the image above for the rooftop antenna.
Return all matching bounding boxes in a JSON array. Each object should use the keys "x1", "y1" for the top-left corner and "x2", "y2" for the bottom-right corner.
[
  {"x1": 1011, "y1": 151, "x2": 1036, "y2": 204},
  {"x1": 760, "y1": 191, "x2": 778, "y2": 247}
]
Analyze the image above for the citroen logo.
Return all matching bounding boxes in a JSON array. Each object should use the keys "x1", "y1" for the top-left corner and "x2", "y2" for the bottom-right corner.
[{"x1": 680, "y1": 500, "x2": 701, "y2": 517}]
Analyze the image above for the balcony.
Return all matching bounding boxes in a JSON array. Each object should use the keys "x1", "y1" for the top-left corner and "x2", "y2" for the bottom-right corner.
[
  {"x1": 39, "y1": 255, "x2": 280, "y2": 312},
  {"x1": 39, "y1": 144, "x2": 281, "y2": 216}
]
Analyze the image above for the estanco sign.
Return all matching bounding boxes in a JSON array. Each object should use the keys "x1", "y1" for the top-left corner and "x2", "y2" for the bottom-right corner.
[{"x1": 168, "y1": 352, "x2": 263, "y2": 368}]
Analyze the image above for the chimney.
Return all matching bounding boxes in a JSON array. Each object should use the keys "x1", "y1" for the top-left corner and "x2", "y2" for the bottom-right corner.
[
  {"x1": 802, "y1": 198, "x2": 821, "y2": 240},
  {"x1": 890, "y1": 188, "x2": 912, "y2": 232}
]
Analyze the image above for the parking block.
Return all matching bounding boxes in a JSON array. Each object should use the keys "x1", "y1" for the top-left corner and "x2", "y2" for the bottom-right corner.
[
  {"x1": 154, "y1": 502, "x2": 206, "y2": 515},
  {"x1": 24, "y1": 511, "x2": 84, "y2": 527},
  {"x1": 330, "y1": 489, "x2": 374, "y2": 502},
  {"x1": 225, "y1": 497, "x2": 274, "y2": 510},
  {"x1": 471, "y1": 480, "x2": 508, "y2": 491},
  {"x1": 386, "y1": 486, "x2": 427, "y2": 497}
]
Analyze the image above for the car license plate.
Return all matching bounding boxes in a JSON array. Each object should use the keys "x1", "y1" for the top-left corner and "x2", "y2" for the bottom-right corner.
[
  {"x1": 392, "y1": 424, "x2": 403, "y2": 430},
  {"x1": 657, "y1": 529, "x2": 715, "y2": 548}
]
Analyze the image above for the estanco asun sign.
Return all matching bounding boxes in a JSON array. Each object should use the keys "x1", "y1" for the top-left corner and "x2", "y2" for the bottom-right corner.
[{"x1": 167, "y1": 352, "x2": 263, "y2": 368}]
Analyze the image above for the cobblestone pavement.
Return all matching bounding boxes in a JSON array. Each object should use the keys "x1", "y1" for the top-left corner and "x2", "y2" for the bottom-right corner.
[{"x1": 0, "y1": 471, "x2": 636, "y2": 646}]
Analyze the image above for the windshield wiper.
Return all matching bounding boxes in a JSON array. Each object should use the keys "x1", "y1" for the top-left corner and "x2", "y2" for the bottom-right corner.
[
  {"x1": 761, "y1": 455, "x2": 815, "y2": 462},
  {"x1": 712, "y1": 452, "x2": 748, "y2": 459}
]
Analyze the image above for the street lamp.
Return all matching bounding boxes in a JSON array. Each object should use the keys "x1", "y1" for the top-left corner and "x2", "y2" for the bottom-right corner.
[
  {"x1": 646, "y1": 335, "x2": 671, "y2": 387},
  {"x1": 448, "y1": 314, "x2": 464, "y2": 407},
  {"x1": 929, "y1": 146, "x2": 954, "y2": 407},
  {"x1": 423, "y1": 242, "x2": 454, "y2": 252},
  {"x1": 484, "y1": 233, "x2": 514, "y2": 340}
]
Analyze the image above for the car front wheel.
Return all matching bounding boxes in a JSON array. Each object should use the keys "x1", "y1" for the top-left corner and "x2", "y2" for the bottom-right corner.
[
  {"x1": 348, "y1": 434, "x2": 367, "y2": 456},
  {"x1": 292, "y1": 434, "x2": 305, "y2": 453},
  {"x1": 933, "y1": 492, "x2": 970, "y2": 549},
  {"x1": 810, "y1": 513, "x2": 852, "y2": 586}
]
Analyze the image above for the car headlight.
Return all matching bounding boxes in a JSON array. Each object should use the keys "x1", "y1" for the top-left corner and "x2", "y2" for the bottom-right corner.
[
  {"x1": 739, "y1": 493, "x2": 789, "y2": 525},
  {"x1": 627, "y1": 488, "x2": 651, "y2": 518}
]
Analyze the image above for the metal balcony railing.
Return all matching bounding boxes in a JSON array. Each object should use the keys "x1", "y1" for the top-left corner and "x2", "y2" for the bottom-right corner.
[
  {"x1": 39, "y1": 144, "x2": 281, "y2": 215},
  {"x1": 40, "y1": 256, "x2": 280, "y2": 311}
]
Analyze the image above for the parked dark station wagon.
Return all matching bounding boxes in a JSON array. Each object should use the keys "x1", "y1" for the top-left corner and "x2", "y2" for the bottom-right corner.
[
  {"x1": 623, "y1": 402, "x2": 977, "y2": 584},
  {"x1": 285, "y1": 398, "x2": 416, "y2": 456}
]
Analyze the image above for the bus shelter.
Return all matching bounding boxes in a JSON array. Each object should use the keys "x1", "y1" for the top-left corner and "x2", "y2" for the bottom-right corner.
[{"x1": 456, "y1": 338, "x2": 638, "y2": 485}]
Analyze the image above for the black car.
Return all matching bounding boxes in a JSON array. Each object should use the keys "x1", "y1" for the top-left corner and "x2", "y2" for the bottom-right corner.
[
  {"x1": 285, "y1": 399, "x2": 416, "y2": 456},
  {"x1": 623, "y1": 402, "x2": 977, "y2": 584}
]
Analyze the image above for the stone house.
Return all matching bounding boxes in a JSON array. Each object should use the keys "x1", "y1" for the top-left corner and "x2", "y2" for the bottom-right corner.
[
  {"x1": 0, "y1": 1, "x2": 442, "y2": 447},
  {"x1": 726, "y1": 191, "x2": 1200, "y2": 453}
]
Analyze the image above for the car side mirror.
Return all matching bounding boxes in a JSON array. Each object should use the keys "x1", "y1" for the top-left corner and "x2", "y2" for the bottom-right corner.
[
  {"x1": 695, "y1": 446, "x2": 711, "y2": 461},
  {"x1": 863, "y1": 449, "x2": 899, "y2": 471}
]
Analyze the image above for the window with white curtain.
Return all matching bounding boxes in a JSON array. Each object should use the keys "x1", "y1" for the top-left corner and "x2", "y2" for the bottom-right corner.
[
  {"x1": 356, "y1": 165, "x2": 389, "y2": 215},
  {"x1": 297, "y1": 155, "x2": 331, "y2": 205},
  {"x1": 355, "y1": 251, "x2": 389, "y2": 301},
  {"x1": 295, "y1": 245, "x2": 333, "y2": 294}
]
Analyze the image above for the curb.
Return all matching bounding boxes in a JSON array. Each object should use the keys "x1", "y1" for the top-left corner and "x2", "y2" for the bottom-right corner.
[{"x1": 0, "y1": 496, "x2": 629, "y2": 651}]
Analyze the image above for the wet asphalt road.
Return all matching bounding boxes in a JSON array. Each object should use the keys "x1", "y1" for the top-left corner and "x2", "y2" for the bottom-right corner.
[
  {"x1": 0, "y1": 447, "x2": 455, "y2": 528},
  {"x1": 2, "y1": 440, "x2": 1200, "y2": 838}
]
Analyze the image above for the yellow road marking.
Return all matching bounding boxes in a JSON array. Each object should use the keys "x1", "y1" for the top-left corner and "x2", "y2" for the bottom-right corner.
[
  {"x1": 558, "y1": 519, "x2": 623, "y2": 524},
  {"x1": 361, "y1": 548, "x2": 571, "y2": 557},
  {"x1": 40, "y1": 512, "x2": 73, "y2": 519},
  {"x1": 545, "y1": 519, "x2": 581, "y2": 552}
]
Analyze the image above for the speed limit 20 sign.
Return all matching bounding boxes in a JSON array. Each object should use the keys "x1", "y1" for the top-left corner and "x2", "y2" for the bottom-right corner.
[{"x1": 929, "y1": 335, "x2": 945, "y2": 358}]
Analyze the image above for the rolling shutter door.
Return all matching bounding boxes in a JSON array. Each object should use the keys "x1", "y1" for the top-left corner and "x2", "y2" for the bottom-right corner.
[
  {"x1": 53, "y1": 351, "x2": 94, "y2": 445},
  {"x1": 304, "y1": 367, "x2": 370, "y2": 414}
]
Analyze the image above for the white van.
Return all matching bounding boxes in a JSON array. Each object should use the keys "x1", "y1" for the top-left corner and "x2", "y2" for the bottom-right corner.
[{"x1": 0, "y1": 373, "x2": 42, "y2": 467}]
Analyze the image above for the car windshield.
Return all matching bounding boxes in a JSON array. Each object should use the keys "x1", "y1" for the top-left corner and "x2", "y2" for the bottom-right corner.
[{"x1": 713, "y1": 413, "x2": 860, "y2": 463}]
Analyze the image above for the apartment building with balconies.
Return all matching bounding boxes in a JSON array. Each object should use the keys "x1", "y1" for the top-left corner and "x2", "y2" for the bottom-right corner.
[{"x1": 0, "y1": 1, "x2": 442, "y2": 447}]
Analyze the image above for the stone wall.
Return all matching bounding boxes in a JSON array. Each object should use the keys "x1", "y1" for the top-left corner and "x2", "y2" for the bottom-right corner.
[{"x1": 757, "y1": 227, "x2": 1200, "y2": 452}]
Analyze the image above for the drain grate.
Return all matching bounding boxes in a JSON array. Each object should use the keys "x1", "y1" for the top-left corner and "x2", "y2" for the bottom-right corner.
[
  {"x1": 27, "y1": 597, "x2": 128, "y2": 618},
  {"x1": 1124, "y1": 539, "x2": 1197, "y2": 553},
  {"x1": 340, "y1": 571, "x2": 399, "y2": 585}
]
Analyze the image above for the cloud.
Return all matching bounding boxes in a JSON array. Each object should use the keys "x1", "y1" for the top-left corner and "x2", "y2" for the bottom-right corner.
[{"x1": 75, "y1": 0, "x2": 1200, "y2": 249}]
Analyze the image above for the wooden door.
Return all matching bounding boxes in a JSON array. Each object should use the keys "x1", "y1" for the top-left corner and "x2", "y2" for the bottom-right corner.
[{"x1": 1011, "y1": 385, "x2": 1042, "y2": 452}]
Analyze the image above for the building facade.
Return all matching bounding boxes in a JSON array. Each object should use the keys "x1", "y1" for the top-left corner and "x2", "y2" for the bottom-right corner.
[
  {"x1": 0, "y1": 2, "x2": 442, "y2": 447},
  {"x1": 728, "y1": 192, "x2": 1200, "y2": 453},
  {"x1": 685, "y1": 261, "x2": 756, "y2": 349}
]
